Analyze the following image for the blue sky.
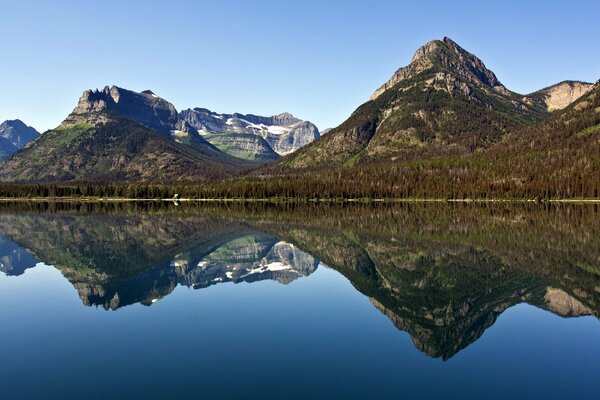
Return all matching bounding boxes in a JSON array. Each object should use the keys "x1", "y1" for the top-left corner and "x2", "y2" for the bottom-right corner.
[{"x1": 1, "y1": 0, "x2": 599, "y2": 132}]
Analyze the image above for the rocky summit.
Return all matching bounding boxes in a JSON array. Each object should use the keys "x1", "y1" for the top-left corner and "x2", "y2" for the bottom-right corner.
[
  {"x1": 62, "y1": 86, "x2": 179, "y2": 133},
  {"x1": 179, "y1": 108, "x2": 320, "y2": 161},
  {"x1": 370, "y1": 37, "x2": 510, "y2": 101}
]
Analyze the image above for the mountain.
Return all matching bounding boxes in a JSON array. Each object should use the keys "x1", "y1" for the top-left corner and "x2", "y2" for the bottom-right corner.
[
  {"x1": 277, "y1": 37, "x2": 549, "y2": 169},
  {"x1": 0, "y1": 119, "x2": 40, "y2": 159},
  {"x1": 524, "y1": 80, "x2": 594, "y2": 111},
  {"x1": 0, "y1": 86, "x2": 250, "y2": 182},
  {"x1": 179, "y1": 108, "x2": 320, "y2": 162}
]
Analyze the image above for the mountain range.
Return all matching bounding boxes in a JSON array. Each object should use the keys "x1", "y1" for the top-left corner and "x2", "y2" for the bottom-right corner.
[
  {"x1": 0, "y1": 86, "x2": 320, "y2": 182},
  {"x1": 0, "y1": 36, "x2": 598, "y2": 198},
  {"x1": 179, "y1": 108, "x2": 319, "y2": 162}
]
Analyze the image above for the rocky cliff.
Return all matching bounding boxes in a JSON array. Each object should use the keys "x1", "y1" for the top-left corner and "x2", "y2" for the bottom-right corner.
[
  {"x1": 0, "y1": 86, "x2": 251, "y2": 182},
  {"x1": 524, "y1": 80, "x2": 594, "y2": 111},
  {"x1": 62, "y1": 86, "x2": 178, "y2": 133}
]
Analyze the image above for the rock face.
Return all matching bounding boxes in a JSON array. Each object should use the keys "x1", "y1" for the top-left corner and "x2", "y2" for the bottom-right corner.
[
  {"x1": 371, "y1": 37, "x2": 508, "y2": 101},
  {"x1": 179, "y1": 108, "x2": 320, "y2": 161},
  {"x1": 0, "y1": 120, "x2": 40, "y2": 159},
  {"x1": 524, "y1": 80, "x2": 594, "y2": 111},
  {"x1": 278, "y1": 37, "x2": 549, "y2": 169},
  {"x1": 63, "y1": 86, "x2": 178, "y2": 133},
  {"x1": 543, "y1": 287, "x2": 592, "y2": 317}
]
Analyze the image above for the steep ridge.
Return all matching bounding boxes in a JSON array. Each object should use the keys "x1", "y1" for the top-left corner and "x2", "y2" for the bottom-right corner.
[
  {"x1": 277, "y1": 37, "x2": 549, "y2": 169},
  {"x1": 524, "y1": 80, "x2": 594, "y2": 111}
]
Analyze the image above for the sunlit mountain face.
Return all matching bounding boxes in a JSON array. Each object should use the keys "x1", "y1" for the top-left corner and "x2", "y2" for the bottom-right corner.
[{"x1": 0, "y1": 202, "x2": 598, "y2": 361}]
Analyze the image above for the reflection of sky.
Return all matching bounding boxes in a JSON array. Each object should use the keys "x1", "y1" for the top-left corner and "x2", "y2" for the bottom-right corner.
[{"x1": 0, "y1": 262, "x2": 598, "y2": 400}]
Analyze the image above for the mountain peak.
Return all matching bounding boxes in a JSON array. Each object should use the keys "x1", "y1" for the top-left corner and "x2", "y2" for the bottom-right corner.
[
  {"x1": 0, "y1": 119, "x2": 40, "y2": 151},
  {"x1": 371, "y1": 37, "x2": 506, "y2": 100},
  {"x1": 63, "y1": 85, "x2": 178, "y2": 132}
]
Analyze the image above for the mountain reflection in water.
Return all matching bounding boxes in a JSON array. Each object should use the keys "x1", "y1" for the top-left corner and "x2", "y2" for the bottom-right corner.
[{"x1": 0, "y1": 201, "x2": 598, "y2": 360}]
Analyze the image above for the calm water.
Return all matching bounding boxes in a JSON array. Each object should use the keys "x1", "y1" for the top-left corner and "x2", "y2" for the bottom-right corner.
[{"x1": 0, "y1": 202, "x2": 599, "y2": 399}]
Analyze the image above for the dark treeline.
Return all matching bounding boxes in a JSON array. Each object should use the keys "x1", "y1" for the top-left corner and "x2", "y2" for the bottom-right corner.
[{"x1": 0, "y1": 155, "x2": 598, "y2": 201}]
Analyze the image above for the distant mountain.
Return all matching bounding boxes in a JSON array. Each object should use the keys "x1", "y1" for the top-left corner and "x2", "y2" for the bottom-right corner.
[
  {"x1": 0, "y1": 86, "x2": 249, "y2": 182},
  {"x1": 0, "y1": 119, "x2": 40, "y2": 159},
  {"x1": 277, "y1": 37, "x2": 549, "y2": 169},
  {"x1": 524, "y1": 80, "x2": 594, "y2": 111},
  {"x1": 179, "y1": 108, "x2": 320, "y2": 162}
]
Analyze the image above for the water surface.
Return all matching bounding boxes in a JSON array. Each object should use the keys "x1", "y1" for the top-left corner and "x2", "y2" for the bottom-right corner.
[{"x1": 0, "y1": 202, "x2": 599, "y2": 399}]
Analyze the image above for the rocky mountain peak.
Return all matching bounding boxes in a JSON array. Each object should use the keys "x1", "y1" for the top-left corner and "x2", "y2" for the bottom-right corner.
[
  {"x1": 271, "y1": 112, "x2": 300, "y2": 125},
  {"x1": 0, "y1": 119, "x2": 40, "y2": 149},
  {"x1": 371, "y1": 37, "x2": 507, "y2": 100},
  {"x1": 63, "y1": 85, "x2": 178, "y2": 132}
]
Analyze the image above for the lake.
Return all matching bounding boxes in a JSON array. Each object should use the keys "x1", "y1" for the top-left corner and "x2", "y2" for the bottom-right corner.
[{"x1": 0, "y1": 202, "x2": 598, "y2": 399}]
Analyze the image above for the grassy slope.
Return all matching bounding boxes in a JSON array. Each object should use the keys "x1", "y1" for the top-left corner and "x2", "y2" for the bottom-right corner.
[{"x1": 204, "y1": 132, "x2": 280, "y2": 162}]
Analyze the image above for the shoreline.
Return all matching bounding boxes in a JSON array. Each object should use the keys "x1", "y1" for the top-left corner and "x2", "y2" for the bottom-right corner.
[{"x1": 0, "y1": 197, "x2": 599, "y2": 204}]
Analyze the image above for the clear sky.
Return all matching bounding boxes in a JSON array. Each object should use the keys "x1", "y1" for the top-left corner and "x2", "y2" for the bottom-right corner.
[{"x1": 1, "y1": 0, "x2": 599, "y2": 132}]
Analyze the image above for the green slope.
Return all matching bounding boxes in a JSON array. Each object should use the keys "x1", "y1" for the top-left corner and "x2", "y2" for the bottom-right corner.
[{"x1": 0, "y1": 115, "x2": 250, "y2": 183}]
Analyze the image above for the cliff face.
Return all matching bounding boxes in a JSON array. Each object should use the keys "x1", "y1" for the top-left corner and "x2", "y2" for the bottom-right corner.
[
  {"x1": 63, "y1": 86, "x2": 179, "y2": 133},
  {"x1": 525, "y1": 81, "x2": 594, "y2": 111}
]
